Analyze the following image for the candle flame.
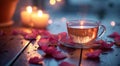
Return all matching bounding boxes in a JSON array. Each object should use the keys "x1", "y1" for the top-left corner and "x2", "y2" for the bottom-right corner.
[
  {"x1": 56, "y1": 0, "x2": 62, "y2": 2},
  {"x1": 26, "y1": 6, "x2": 32, "y2": 13},
  {"x1": 110, "y1": 21, "x2": 116, "y2": 27},
  {"x1": 50, "y1": 0, "x2": 56, "y2": 5},
  {"x1": 38, "y1": 10, "x2": 43, "y2": 17}
]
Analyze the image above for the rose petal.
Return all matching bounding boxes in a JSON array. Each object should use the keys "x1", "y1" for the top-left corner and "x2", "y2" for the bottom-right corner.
[
  {"x1": 29, "y1": 56, "x2": 43, "y2": 64},
  {"x1": 114, "y1": 37, "x2": 120, "y2": 42},
  {"x1": 49, "y1": 34, "x2": 59, "y2": 44},
  {"x1": 59, "y1": 61, "x2": 75, "y2": 66},
  {"x1": 38, "y1": 38, "x2": 49, "y2": 51},
  {"x1": 12, "y1": 30, "x2": 28, "y2": 36},
  {"x1": 31, "y1": 29, "x2": 38, "y2": 35},
  {"x1": 38, "y1": 30, "x2": 51, "y2": 36},
  {"x1": 24, "y1": 33, "x2": 37, "y2": 40},
  {"x1": 58, "y1": 32, "x2": 67, "y2": 40},
  {"x1": 86, "y1": 50, "x2": 102, "y2": 59},
  {"x1": 38, "y1": 38, "x2": 49, "y2": 46},
  {"x1": 108, "y1": 32, "x2": 120, "y2": 38},
  {"x1": 52, "y1": 51, "x2": 67, "y2": 60},
  {"x1": 44, "y1": 46, "x2": 57, "y2": 56},
  {"x1": 94, "y1": 40, "x2": 114, "y2": 50},
  {"x1": 100, "y1": 41, "x2": 114, "y2": 50}
]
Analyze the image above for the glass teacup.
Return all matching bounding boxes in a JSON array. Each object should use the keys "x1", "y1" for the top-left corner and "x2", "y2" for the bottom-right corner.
[{"x1": 64, "y1": 19, "x2": 106, "y2": 48}]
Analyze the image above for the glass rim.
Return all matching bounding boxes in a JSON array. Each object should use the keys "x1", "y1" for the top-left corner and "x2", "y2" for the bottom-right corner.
[{"x1": 66, "y1": 19, "x2": 100, "y2": 26}]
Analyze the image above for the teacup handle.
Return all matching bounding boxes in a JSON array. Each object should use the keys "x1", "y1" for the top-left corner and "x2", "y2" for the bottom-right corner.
[{"x1": 98, "y1": 25, "x2": 106, "y2": 38}]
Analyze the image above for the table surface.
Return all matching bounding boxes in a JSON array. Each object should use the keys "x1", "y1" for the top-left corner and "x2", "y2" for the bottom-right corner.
[{"x1": 0, "y1": 14, "x2": 120, "y2": 66}]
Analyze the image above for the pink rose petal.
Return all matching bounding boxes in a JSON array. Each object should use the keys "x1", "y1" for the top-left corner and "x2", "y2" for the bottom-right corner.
[
  {"x1": 38, "y1": 30, "x2": 51, "y2": 36},
  {"x1": 86, "y1": 49, "x2": 102, "y2": 59},
  {"x1": 108, "y1": 32, "x2": 120, "y2": 38},
  {"x1": 52, "y1": 51, "x2": 67, "y2": 60},
  {"x1": 49, "y1": 34, "x2": 59, "y2": 44},
  {"x1": 12, "y1": 30, "x2": 28, "y2": 36},
  {"x1": 31, "y1": 29, "x2": 38, "y2": 35},
  {"x1": 60, "y1": 36, "x2": 75, "y2": 46},
  {"x1": 58, "y1": 32, "x2": 67, "y2": 40},
  {"x1": 114, "y1": 36, "x2": 120, "y2": 42},
  {"x1": 38, "y1": 38, "x2": 49, "y2": 51},
  {"x1": 29, "y1": 56, "x2": 43, "y2": 64},
  {"x1": 94, "y1": 40, "x2": 114, "y2": 50},
  {"x1": 24, "y1": 33, "x2": 37, "y2": 40},
  {"x1": 44, "y1": 46, "x2": 57, "y2": 56},
  {"x1": 59, "y1": 61, "x2": 75, "y2": 66},
  {"x1": 38, "y1": 38, "x2": 49, "y2": 46}
]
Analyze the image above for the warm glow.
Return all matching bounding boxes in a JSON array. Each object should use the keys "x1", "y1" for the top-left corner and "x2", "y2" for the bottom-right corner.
[
  {"x1": 26, "y1": 6, "x2": 32, "y2": 13},
  {"x1": 48, "y1": 19, "x2": 53, "y2": 24},
  {"x1": 90, "y1": 49, "x2": 94, "y2": 52},
  {"x1": 57, "y1": 0, "x2": 62, "y2": 2},
  {"x1": 36, "y1": 35, "x2": 41, "y2": 42},
  {"x1": 50, "y1": 0, "x2": 56, "y2": 5},
  {"x1": 24, "y1": 29, "x2": 32, "y2": 33},
  {"x1": 111, "y1": 21, "x2": 116, "y2": 27},
  {"x1": 38, "y1": 10, "x2": 43, "y2": 17},
  {"x1": 80, "y1": 20, "x2": 84, "y2": 28},
  {"x1": 32, "y1": 6, "x2": 37, "y2": 12}
]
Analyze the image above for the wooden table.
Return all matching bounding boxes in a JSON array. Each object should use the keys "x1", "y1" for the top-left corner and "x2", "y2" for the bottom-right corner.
[{"x1": 0, "y1": 15, "x2": 120, "y2": 66}]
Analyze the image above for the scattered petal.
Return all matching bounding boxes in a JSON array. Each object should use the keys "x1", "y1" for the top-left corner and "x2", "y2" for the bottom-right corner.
[
  {"x1": 49, "y1": 34, "x2": 59, "y2": 44},
  {"x1": 38, "y1": 38, "x2": 49, "y2": 51},
  {"x1": 94, "y1": 40, "x2": 114, "y2": 50},
  {"x1": 12, "y1": 30, "x2": 28, "y2": 36},
  {"x1": 24, "y1": 33, "x2": 37, "y2": 40},
  {"x1": 38, "y1": 30, "x2": 51, "y2": 36},
  {"x1": 44, "y1": 46, "x2": 57, "y2": 56},
  {"x1": 58, "y1": 32, "x2": 67, "y2": 40},
  {"x1": 59, "y1": 61, "x2": 75, "y2": 66},
  {"x1": 29, "y1": 56, "x2": 43, "y2": 64},
  {"x1": 114, "y1": 37, "x2": 120, "y2": 42},
  {"x1": 86, "y1": 50, "x2": 102, "y2": 59},
  {"x1": 52, "y1": 51, "x2": 67, "y2": 60},
  {"x1": 108, "y1": 32, "x2": 120, "y2": 38}
]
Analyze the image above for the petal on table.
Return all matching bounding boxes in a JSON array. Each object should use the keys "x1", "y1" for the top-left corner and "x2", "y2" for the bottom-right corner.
[
  {"x1": 108, "y1": 32, "x2": 120, "y2": 38},
  {"x1": 86, "y1": 49, "x2": 102, "y2": 59},
  {"x1": 58, "y1": 32, "x2": 67, "y2": 40},
  {"x1": 52, "y1": 50, "x2": 67, "y2": 60},
  {"x1": 59, "y1": 61, "x2": 75, "y2": 66},
  {"x1": 29, "y1": 56, "x2": 43, "y2": 64},
  {"x1": 24, "y1": 33, "x2": 37, "y2": 40}
]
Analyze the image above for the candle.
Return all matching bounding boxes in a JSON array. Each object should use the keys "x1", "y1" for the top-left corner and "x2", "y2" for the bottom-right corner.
[
  {"x1": 21, "y1": 6, "x2": 49, "y2": 28},
  {"x1": 31, "y1": 10, "x2": 49, "y2": 28},
  {"x1": 21, "y1": 6, "x2": 32, "y2": 25}
]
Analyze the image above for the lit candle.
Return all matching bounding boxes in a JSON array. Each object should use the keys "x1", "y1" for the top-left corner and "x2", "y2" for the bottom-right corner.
[
  {"x1": 31, "y1": 10, "x2": 49, "y2": 28},
  {"x1": 21, "y1": 6, "x2": 32, "y2": 26},
  {"x1": 21, "y1": 6, "x2": 49, "y2": 28}
]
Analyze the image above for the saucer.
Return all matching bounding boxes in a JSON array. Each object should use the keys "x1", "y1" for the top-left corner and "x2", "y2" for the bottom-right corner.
[{"x1": 59, "y1": 40, "x2": 100, "y2": 49}]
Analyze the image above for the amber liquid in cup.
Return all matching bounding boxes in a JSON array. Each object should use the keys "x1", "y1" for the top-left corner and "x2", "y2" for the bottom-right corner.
[
  {"x1": 67, "y1": 25, "x2": 98, "y2": 44},
  {"x1": 67, "y1": 20, "x2": 99, "y2": 45}
]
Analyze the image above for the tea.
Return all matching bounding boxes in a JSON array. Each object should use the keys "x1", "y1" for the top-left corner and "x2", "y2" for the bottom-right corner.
[{"x1": 67, "y1": 25, "x2": 98, "y2": 44}]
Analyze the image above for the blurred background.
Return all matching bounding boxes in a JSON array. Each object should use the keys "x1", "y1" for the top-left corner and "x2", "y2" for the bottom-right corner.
[{"x1": 14, "y1": 0, "x2": 120, "y2": 21}]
